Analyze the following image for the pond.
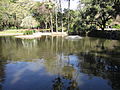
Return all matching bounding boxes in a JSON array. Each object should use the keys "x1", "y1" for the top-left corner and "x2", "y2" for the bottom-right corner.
[{"x1": 0, "y1": 36, "x2": 120, "y2": 90}]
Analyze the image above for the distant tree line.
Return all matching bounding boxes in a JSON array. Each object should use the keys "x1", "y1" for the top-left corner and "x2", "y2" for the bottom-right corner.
[
  {"x1": 0, "y1": 0, "x2": 73, "y2": 33},
  {"x1": 0, "y1": 0, "x2": 120, "y2": 34}
]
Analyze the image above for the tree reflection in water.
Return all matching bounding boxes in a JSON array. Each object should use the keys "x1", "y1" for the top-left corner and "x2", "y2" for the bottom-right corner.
[
  {"x1": 52, "y1": 71, "x2": 79, "y2": 90},
  {"x1": 0, "y1": 36, "x2": 120, "y2": 90},
  {"x1": 52, "y1": 54, "x2": 79, "y2": 90},
  {"x1": 79, "y1": 52, "x2": 120, "y2": 90},
  {"x1": 52, "y1": 76, "x2": 63, "y2": 90}
]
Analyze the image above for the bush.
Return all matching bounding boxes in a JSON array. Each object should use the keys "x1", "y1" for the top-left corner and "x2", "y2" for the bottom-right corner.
[
  {"x1": 10, "y1": 26, "x2": 17, "y2": 29},
  {"x1": 23, "y1": 30, "x2": 35, "y2": 35},
  {"x1": 89, "y1": 25, "x2": 97, "y2": 31},
  {"x1": 112, "y1": 25, "x2": 120, "y2": 29}
]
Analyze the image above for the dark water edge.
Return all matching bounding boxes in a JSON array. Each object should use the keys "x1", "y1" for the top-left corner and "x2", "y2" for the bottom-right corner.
[
  {"x1": 69, "y1": 30, "x2": 120, "y2": 40},
  {"x1": 0, "y1": 36, "x2": 120, "y2": 90},
  {"x1": 88, "y1": 30, "x2": 120, "y2": 40}
]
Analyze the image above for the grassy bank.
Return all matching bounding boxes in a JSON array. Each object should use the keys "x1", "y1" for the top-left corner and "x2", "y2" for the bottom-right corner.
[
  {"x1": 0, "y1": 29, "x2": 51, "y2": 34},
  {"x1": 0, "y1": 29, "x2": 26, "y2": 36},
  {"x1": 0, "y1": 29, "x2": 24, "y2": 34}
]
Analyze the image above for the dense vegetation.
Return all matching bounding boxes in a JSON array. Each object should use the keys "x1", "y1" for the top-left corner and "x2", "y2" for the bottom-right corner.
[
  {"x1": 72, "y1": 0, "x2": 120, "y2": 33},
  {"x1": 0, "y1": 0, "x2": 71, "y2": 32},
  {"x1": 0, "y1": 0, "x2": 120, "y2": 34}
]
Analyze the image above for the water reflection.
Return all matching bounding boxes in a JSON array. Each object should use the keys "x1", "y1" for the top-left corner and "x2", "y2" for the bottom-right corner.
[
  {"x1": 79, "y1": 52, "x2": 120, "y2": 90},
  {"x1": 0, "y1": 36, "x2": 120, "y2": 90}
]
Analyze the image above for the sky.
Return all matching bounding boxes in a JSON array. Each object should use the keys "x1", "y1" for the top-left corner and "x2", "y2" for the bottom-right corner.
[{"x1": 33, "y1": 0, "x2": 79, "y2": 10}]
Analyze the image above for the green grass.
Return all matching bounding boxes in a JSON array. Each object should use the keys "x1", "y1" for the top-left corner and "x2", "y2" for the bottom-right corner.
[
  {"x1": 0, "y1": 29, "x2": 24, "y2": 34},
  {"x1": 0, "y1": 28, "x2": 67, "y2": 35},
  {"x1": 23, "y1": 30, "x2": 35, "y2": 35}
]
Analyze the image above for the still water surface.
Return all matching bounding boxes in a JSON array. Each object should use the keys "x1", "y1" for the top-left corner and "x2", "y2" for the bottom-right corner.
[{"x1": 0, "y1": 36, "x2": 120, "y2": 90}]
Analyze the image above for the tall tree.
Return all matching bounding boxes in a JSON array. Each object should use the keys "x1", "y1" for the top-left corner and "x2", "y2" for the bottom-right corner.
[
  {"x1": 79, "y1": 0, "x2": 119, "y2": 31},
  {"x1": 59, "y1": 0, "x2": 63, "y2": 32},
  {"x1": 55, "y1": 0, "x2": 58, "y2": 32},
  {"x1": 67, "y1": 0, "x2": 70, "y2": 32},
  {"x1": 32, "y1": 1, "x2": 55, "y2": 32},
  {"x1": 46, "y1": 1, "x2": 54, "y2": 32}
]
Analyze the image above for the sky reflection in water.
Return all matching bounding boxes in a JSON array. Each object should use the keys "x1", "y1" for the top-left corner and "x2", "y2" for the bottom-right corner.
[{"x1": 0, "y1": 36, "x2": 120, "y2": 90}]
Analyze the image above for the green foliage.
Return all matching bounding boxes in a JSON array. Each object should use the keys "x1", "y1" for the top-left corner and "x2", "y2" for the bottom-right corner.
[
  {"x1": 112, "y1": 25, "x2": 120, "y2": 29},
  {"x1": 77, "y1": 0, "x2": 119, "y2": 32},
  {"x1": 10, "y1": 26, "x2": 17, "y2": 29},
  {"x1": 23, "y1": 30, "x2": 35, "y2": 35},
  {"x1": 21, "y1": 16, "x2": 39, "y2": 28},
  {"x1": 32, "y1": 2, "x2": 55, "y2": 29},
  {"x1": 62, "y1": 9, "x2": 79, "y2": 32},
  {"x1": 0, "y1": 0, "x2": 119, "y2": 34},
  {"x1": 0, "y1": 0, "x2": 36, "y2": 30},
  {"x1": 89, "y1": 25, "x2": 97, "y2": 30},
  {"x1": 80, "y1": 0, "x2": 92, "y2": 4}
]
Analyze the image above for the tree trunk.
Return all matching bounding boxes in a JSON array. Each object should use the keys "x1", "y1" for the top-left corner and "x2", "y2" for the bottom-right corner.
[
  {"x1": 55, "y1": 0, "x2": 58, "y2": 32},
  {"x1": 68, "y1": 0, "x2": 70, "y2": 32},
  {"x1": 101, "y1": 28, "x2": 104, "y2": 31},
  {"x1": 62, "y1": 21, "x2": 63, "y2": 33},
  {"x1": 55, "y1": 11, "x2": 58, "y2": 32},
  {"x1": 59, "y1": 0, "x2": 63, "y2": 32},
  {"x1": 45, "y1": 21, "x2": 47, "y2": 29},
  {"x1": 50, "y1": 12, "x2": 53, "y2": 33},
  {"x1": 101, "y1": 22, "x2": 106, "y2": 31}
]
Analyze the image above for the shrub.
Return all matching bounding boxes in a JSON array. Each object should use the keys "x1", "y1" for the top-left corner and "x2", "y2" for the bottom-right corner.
[
  {"x1": 10, "y1": 26, "x2": 17, "y2": 29},
  {"x1": 112, "y1": 25, "x2": 120, "y2": 29},
  {"x1": 23, "y1": 30, "x2": 35, "y2": 35},
  {"x1": 89, "y1": 25, "x2": 97, "y2": 31}
]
